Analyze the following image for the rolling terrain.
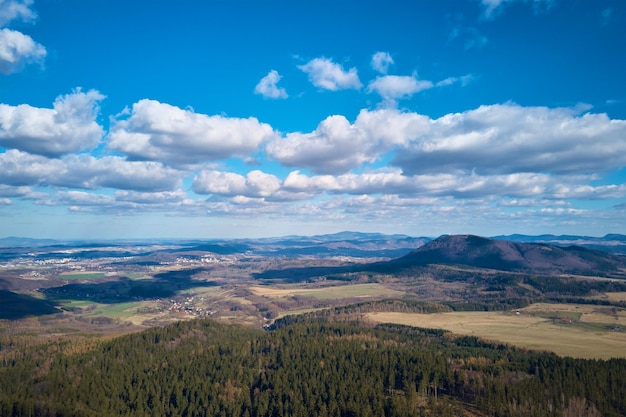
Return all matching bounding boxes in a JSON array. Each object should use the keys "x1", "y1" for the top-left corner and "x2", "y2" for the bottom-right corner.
[{"x1": 2, "y1": 232, "x2": 626, "y2": 415}]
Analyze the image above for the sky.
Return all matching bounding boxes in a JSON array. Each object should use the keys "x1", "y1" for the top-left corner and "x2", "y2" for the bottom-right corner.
[{"x1": 0, "y1": 0, "x2": 625, "y2": 240}]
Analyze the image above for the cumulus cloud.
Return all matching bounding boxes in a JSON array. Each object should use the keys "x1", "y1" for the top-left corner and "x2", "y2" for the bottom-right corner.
[
  {"x1": 193, "y1": 170, "x2": 281, "y2": 198},
  {"x1": 0, "y1": 0, "x2": 36, "y2": 27},
  {"x1": 0, "y1": 0, "x2": 46, "y2": 74},
  {"x1": 392, "y1": 103, "x2": 626, "y2": 176},
  {"x1": 0, "y1": 28, "x2": 45, "y2": 74},
  {"x1": 267, "y1": 115, "x2": 369, "y2": 174},
  {"x1": 371, "y1": 52, "x2": 394, "y2": 74},
  {"x1": 0, "y1": 149, "x2": 63, "y2": 185},
  {"x1": 0, "y1": 183, "x2": 30, "y2": 197},
  {"x1": 0, "y1": 150, "x2": 182, "y2": 192},
  {"x1": 56, "y1": 155, "x2": 183, "y2": 191},
  {"x1": 0, "y1": 89, "x2": 105, "y2": 157},
  {"x1": 254, "y1": 70, "x2": 287, "y2": 99},
  {"x1": 367, "y1": 75, "x2": 433, "y2": 103},
  {"x1": 266, "y1": 108, "x2": 429, "y2": 174},
  {"x1": 108, "y1": 99, "x2": 276, "y2": 167},
  {"x1": 297, "y1": 57, "x2": 362, "y2": 91}
]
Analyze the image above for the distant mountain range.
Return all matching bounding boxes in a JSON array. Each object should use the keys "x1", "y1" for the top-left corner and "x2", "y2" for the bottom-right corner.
[
  {"x1": 494, "y1": 234, "x2": 626, "y2": 254},
  {"x1": 389, "y1": 234, "x2": 626, "y2": 278},
  {"x1": 1, "y1": 232, "x2": 625, "y2": 259}
]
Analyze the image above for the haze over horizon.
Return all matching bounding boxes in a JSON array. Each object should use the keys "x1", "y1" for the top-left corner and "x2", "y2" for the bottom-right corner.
[{"x1": 1, "y1": 0, "x2": 625, "y2": 240}]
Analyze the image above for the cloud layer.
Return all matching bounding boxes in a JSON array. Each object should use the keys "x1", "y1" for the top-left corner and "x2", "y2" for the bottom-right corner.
[{"x1": 1, "y1": 82, "x2": 623, "y2": 236}]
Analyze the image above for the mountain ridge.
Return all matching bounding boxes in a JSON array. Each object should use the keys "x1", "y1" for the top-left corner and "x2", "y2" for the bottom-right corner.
[{"x1": 389, "y1": 234, "x2": 626, "y2": 278}]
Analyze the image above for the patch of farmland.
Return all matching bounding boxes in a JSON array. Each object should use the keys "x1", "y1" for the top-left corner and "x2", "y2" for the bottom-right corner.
[{"x1": 366, "y1": 310, "x2": 626, "y2": 359}]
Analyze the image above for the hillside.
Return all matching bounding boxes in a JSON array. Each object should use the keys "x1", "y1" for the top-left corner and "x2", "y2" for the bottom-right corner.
[
  {"x1": 389, "y1": 234, "x2": 626, "y2": 278},
  {"x1": 2, "y1": 317, "x2": 626, "y2": 416}
]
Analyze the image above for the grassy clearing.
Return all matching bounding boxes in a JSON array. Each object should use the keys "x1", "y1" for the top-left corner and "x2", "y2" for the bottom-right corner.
[
  {"x1": 84, "y1": 302, "x2": 143, "y2": 318},
  {"x1": 250, "y1": 283, "x2": 403, "y2": 300},
  {"x1": 367, "y1": 310, "x2": 626, "y2": 359},
  {"x1": 124, "y1": 273, "x2": 151, "y2": 280},
  {"x1": 59, "y1": 272, "x2": 105, "y2": 280}
]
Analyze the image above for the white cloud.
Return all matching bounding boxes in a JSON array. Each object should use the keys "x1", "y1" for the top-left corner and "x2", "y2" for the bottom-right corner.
[
  {"x1": 297, "y1": 57, "x2": 362, "y2": 91},
  {"x1": 0, "y1": 89, "x2": 105, "y2": 156},
  {"x1": 367, "y1": 75, "x2": 433, "y2": 103},
  {"x1": 0, "y1": 0, "x2": 36, "y2": 27},
  {"x1": 266, "y1": 108, "x2": 429, "y2": 174},
  {"x1": 0, "y1": 184, "x2": 30, "y2": 197},
  {"x1": 0, "y1": 27, "x2": 45, "y2": 74},
  {"x1": 56, "y1": 155, "x2": 183, "y2": 191},
  {"x1": 50, "y1": 191, "x2": 114, "y2": 208},
  {"x1": 108, "y1": 99, "x2": 276, "y2": 168},
  {"x1": 435, "y1": 74, "x2": 474, "y2": 87},
  {"x1": 371, "y1": 52, "x2": 394, "y2": 74},
  {"x1": 267, "y1": 115, "x2": 368, "y2": 174},
  {"x1": 114, "y1": 190, "x2": 187, "y2": 205},
  {"x1": 392, "y1": 103, "x2": 626, "y2": 176},
  {"x1": 193, "y1": 170, "x2": 281, "y2": 198},
  {"x1": 0, "y1": 150, "x2": 182, "y2": 192},
  {"x1": 0, "y1": 1, "x2": 46, "y2": 75},
  {"x1": 0, "y1": 149, "x2": 63, "y2": 185},
  {"x1": 254, "y1": 70, "x2": 288, "y2": 99}
]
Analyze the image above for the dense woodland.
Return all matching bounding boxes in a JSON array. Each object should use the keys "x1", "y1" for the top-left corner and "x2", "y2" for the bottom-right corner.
[{"x1": 1, "y1": 315, "x2": 625, "y2": 417}]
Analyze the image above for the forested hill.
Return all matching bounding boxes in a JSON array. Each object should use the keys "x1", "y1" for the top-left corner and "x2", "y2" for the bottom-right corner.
[
  {"x1": 388, "y1": 234, "x2": 626, "y2": 277},
  {"x1": 1, "y1": 317, "x2": 625, "y2": 416}
]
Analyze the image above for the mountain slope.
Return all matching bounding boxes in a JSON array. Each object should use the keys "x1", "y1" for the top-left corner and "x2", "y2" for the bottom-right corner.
[{"x1": 390, "y1": 234, "x2": 626, "y2": 277}]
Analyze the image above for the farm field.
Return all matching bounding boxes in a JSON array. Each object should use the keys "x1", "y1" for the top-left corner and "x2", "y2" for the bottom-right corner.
[
  {"x1": 249, "y1": 283, "x2": 404, "y2": 300},
  {"x1": 596, "y1": 292, "x2": 626, "y2": 302},
  {"x1": 366, "y1": 307, "x2": 626, "y2": 359},
  {"x1": 59, "y1": 272, "x2": 106, "y2": 280}
]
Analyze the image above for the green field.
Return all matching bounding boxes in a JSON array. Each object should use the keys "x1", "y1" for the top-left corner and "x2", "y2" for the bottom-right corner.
[
  {"x1": 83, "y1": 302, "x2": 144, "y2": 318},
  {"x1": 59, "y1": 272, "x2": 106, "y2": 280}
]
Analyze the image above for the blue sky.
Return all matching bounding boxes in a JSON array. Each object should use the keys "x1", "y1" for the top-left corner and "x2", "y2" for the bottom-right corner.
[{"x1": 1, "y1": 0, "x2": 625, "y2": 239}]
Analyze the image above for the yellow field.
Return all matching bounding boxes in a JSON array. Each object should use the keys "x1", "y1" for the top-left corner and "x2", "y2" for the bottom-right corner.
[
  {"x1": 249, "y1": 283, "x2": 403, "y2": 300},
  {"x1": 366, "y1": 309, "x2": 626, "y2": 360},
  {"x1": 520, "y1": 303, "x2": 626, "y2": 326},
  {"x1": 600, "y1": 292, "x2": 626, "y2": 302}
]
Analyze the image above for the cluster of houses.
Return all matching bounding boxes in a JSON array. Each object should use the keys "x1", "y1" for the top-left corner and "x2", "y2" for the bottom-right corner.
[{"x1": 167, "y1": 296, "x2": 214, "y2": 317}]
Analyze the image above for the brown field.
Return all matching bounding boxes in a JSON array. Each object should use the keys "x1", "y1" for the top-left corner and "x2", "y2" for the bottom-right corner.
[
  {"x1": 249, "y1": 283, "x2": 403, "y2": 300},
  {"x1": 366, "y1": 308, "x2": 626, "y2": 359},
  {"x1": 598, "y1": 292, "x2": 626, "y2": 302},
  {"x1": 520, "y1": 302, "x2": 626, "y2": 326}
]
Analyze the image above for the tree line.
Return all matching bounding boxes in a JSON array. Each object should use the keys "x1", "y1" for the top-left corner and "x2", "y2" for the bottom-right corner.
[{"x1": 1, "y1": 317, "x2": 625, "y2": 416}]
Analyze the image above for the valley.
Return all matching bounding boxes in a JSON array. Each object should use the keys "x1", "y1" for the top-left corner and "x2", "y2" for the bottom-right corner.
[
  {"x1": 2, "y1": 233, "x2": 626, "y2": 359},
  {"x1": 2, "y1": 232, "x2": 626, "y2": 416}
]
